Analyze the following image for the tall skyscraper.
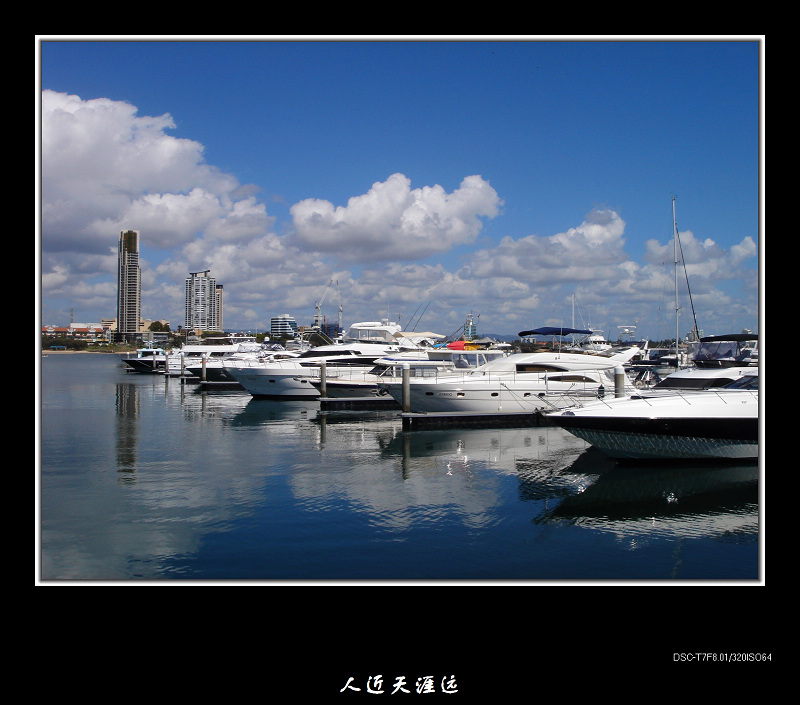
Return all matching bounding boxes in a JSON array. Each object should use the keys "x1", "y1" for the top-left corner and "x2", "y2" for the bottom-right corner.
[
  {"x1": 117, "y1": 229, "x2": 141, "y2": 335},
  {"x1": 185, "y1": 270, "x2": 223, "y2": 332}
]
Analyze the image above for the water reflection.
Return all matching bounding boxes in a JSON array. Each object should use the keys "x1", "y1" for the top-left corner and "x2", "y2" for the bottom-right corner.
[
  {"x1": 192, "y1": 387, "x2": 760, "y2": 550},
  {"x1": 42, "y1": 356, "x2": 760, "y2": 580},
  {"x1": 536, "y1": 455, "x2": 760, "y2": 545},
  {"x1": 114, "y1": 381, "x2": 140, "y2": 477}
]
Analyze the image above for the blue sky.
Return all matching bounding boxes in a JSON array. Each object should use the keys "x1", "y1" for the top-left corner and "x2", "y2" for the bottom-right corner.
[{"x1": 39, "y1": 38, "x2": 762, "y2": 341}]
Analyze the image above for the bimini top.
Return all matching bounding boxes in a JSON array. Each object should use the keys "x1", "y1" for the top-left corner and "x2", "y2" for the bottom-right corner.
[{"x1": 518, "y1": 327, "x2": 593, "y2": 337}]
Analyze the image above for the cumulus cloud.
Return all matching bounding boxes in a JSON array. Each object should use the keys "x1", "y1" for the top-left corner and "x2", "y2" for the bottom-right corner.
[
  {"x1": 463, "y1": 208, "x2": 630, "y2": 284},
  {"x1": 289, "y1": 173, "x2": 502, "y2": 262},
  {"x1": 41, "y1": 89, "x2": 266, "y2": 256},
  {"x1": 644, "y1": 229, "x2": 757, "y2": 286},
  {"x1": 39, "y1": 90, "x2": 757, "y2": 336}
]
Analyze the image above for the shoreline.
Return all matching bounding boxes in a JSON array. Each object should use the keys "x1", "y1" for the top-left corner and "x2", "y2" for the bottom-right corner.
[{"x1": 42, "y1": 349, "x2": 131, "y2": 354}]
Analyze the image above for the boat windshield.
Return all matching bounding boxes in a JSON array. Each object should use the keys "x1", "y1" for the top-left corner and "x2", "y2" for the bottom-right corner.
[
  {"x1": 691, "y1": 338, "x2": 757, "y2": 367},
  {"x1": 452, "y1": 353, "x2": 496, "y2": 368},
  {"x1": 344, "y1": 326, "x2": 398, "y2": 344},
  {"x1": 655, "y1": 376, "x2": 738, "y2": 389},
  {"x1": 724, "y1": 374, "x2": 759, "y2": 390}
]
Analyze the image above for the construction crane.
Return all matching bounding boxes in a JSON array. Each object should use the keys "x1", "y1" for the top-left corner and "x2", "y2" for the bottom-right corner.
[
  {"x1": 313, "y1": 280, "x2": 334, "y2": 329},
  {"x1": 313, "y1": 279, "x2": 343, "y2": 338}
]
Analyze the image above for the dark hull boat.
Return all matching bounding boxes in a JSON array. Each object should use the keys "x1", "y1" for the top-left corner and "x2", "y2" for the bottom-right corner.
[
  {"x1": 548, "y1": 372, "x2": 759, "y2": 461},
  {"x1": 123, "y1": 347, "x2": 167, "y2": 373}
]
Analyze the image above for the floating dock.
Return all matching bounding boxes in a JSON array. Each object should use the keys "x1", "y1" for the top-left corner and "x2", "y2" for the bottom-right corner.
[
  {"x1": 318, "y1": 395, "x2": 554, "y2": 428},
  {"x1": 195, "y1": 380, "x2": 244, "y2": 391},
  {"x1": 319, "y1": 396, "x2": 400, "y2": 411},
  {"x1": 400, "y1": 409, "x2": 552, "y2": 430}
]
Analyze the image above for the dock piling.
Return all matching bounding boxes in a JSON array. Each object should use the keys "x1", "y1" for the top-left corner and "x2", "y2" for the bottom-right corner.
[{"x1": 402, "y1": 364, "x2": 410, "y2": 413}]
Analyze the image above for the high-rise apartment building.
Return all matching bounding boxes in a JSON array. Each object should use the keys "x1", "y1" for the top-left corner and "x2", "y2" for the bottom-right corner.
[
  {"x1": 271, "y1": 314, "x2": 298, "y2": 338},
  {"x1": 117, "y1": 229, "x2": 141, "y2": 335},
  {"x1": 185, "y1": 270, "x2": 223, "y2": 332}
]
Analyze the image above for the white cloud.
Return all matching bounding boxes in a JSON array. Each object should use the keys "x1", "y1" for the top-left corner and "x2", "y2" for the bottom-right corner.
[
  {"x1": 41, "y1": 90, "x2": 255, "y2": 255},
  {"x1": 463, "y1": 208, "x2": 630, "y2": 284},
  {"x1": 39, "y1": 90, "x2": 758, "y2": 337},
  {"x1": 289, "y1": 173, "x2": 502, "y2": 262}
]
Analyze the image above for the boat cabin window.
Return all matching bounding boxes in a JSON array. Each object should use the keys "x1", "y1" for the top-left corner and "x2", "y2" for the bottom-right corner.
[
  {"x1": 545, "y1": 374, "x2": 599, "y2": 383},
  {"x1": 301, "y1": 357, "x2": 378, "y2": 368},
  {"x1": 515, "y1": 364, "x2": 567, "y2": 373},
  {"x1": 372, "y1": 364, "x2": 442, "y2": 378},
  {"x1": 299, "y1": 349, "x2": 358, "y2": 358},
  {"x1": 344, "y1": 327, "x2": 396, "y2": 344}
]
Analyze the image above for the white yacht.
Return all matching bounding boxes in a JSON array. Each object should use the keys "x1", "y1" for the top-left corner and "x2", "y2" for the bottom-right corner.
[
  {"x1": 310, "y1": 346, "x2": 509, "y2": 399},
  {"x1": 123, "y1": 345, "x2": 168, "y2": 373},
  {"x1": 184, "y1": 343, "x2": 295, "y2": 383},
  {"x1": 378, "y1": 347, "x2": 642, "y2": 414},
  {"x1": 547, "y1": 370, "x2": 759, "y2": 460},
  {"x1": 162, "y1": 335, "x2": 261, "y2": 378},
  {"x1": 224, "y1": 320, "x2": 440, "y2": 399},
  {"x1": 569, "y1": 329, "x2": 613, "y2": 354},
  {"x1": 630, "y1": 333, "x2": 759, "y2": 391},
  {"x1": 225, "y1": 345, "x2": 395, "y2": 398}
]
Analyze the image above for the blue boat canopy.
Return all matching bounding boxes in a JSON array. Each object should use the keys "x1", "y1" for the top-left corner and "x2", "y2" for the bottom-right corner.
[{"x1": 518, "y1": 327, "x2": 593, "y2": 337}]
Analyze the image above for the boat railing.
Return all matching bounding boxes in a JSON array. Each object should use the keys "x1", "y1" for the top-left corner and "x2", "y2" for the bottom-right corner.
[
  {"x1": 223, "y1": 355, "x2": 299, "y2": 369},
  {"x1": 406, "y1": 365, "x2": 630, "y2": 387},
  {"x1": 645, "y1": 387, "x2": 759, "y2": 405},
  {"x1": 561, "y1": 386, "x2": 759, "y2": 411},
  {"x1": 496, "y1": 383, "x2": 591, "y2": 411}
]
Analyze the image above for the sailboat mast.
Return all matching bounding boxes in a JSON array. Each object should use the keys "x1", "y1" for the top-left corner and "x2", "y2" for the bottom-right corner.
[
  {"x1": 673, "y1": 196, "x2": 680, "y2": 362},
  {"x1": 671, "y1": 196, "x2": 701, "y2": 363},
  {"x1": 572, "y1": 293, "x2": 576, "y2": 345}
]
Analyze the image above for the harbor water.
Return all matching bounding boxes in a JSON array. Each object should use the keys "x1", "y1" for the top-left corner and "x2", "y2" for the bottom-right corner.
[{"x1": 39, "y1": 353, "x2": 761, "y2": 582}]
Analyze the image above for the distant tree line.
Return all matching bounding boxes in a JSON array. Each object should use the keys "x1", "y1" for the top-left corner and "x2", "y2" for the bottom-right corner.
[{"x1": 42, "y1": 335, "x2": 90, "y2": 350}]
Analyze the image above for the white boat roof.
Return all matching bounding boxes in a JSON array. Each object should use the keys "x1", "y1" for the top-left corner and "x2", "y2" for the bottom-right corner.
[{"x1": 473, "y1": 349, "x2": 639, "y2": 373}]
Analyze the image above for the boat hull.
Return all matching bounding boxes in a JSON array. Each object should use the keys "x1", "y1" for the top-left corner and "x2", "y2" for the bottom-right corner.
[
  {"x1": 552, "y1": 415, "x2": 758, "y2": 460},
  {"x1": 225, "y1": 366, "x2": 322, "y2": 398},
  {"x1": 379, "y1": 349, "x2": 640, "y2": 413},
  {"x1": 226, "y1": 362, "x2": 384, "y2": 399},
  {"x1": 224, "y1": 342, "x2": 404, "y2": 399},
  {"x1": 316, "y1": 379, "x2": 392, "y2": 399},
  {"x1": 548, "y1": 389, "x2": 759, "y2": 460},
  {"x1": 383, "y1": 378, "x2": 612, "y2": 413},
  {"x1": 123, "y1": 358, "x2": 165, "y2": 373},
  {"x1": 186, "y1": 363, "x2": 240, "y2": 383}
]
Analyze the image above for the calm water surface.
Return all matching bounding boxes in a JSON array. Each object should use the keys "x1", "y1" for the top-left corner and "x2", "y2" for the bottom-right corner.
[{"x1": 38, "y1": 353, "x2": 761, "y2": 581}]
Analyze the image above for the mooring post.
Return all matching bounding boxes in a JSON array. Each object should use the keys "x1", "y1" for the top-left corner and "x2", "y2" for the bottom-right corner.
[
  {"x1": 615, "y1": 365, "x2": 625, "y2": 398},
  {"x1": 402, "y1": 364, "x2": 410, "y2": 413}
]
